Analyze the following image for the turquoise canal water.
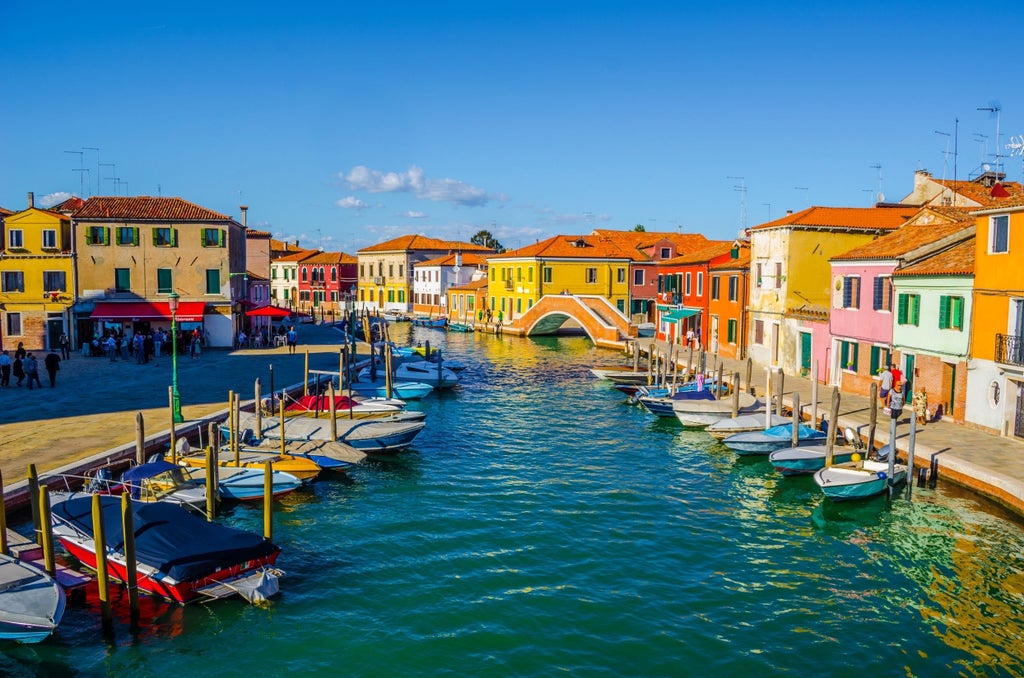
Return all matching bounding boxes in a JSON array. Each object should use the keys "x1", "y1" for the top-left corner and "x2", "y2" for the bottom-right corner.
[{"x1": 6, "y1": 328, "x2": 1024, "y2": 676}]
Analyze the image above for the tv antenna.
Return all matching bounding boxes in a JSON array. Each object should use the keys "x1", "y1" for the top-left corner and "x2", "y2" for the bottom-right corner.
[
  {"x1": 935, "y1": 130, "x2": 952, "y2": 182},
  {"x1": 64, "y1": 149, "x2": 84, "y2": 197},
  {"x1": 978, "y1": 101, "x2": 1003, "y2": 174},
  {"x1": 762, "y1": 203, "x2": 771, "y2": 221},
  {"x1": 99, "y1": 162, "x2": 116, "y2": 195},
  {"x1": 868, "y1": 164, "x2": 884, "y2": 202},
  {"x1": 728, "y1": 176, "x2": 746, "y2": 230}
]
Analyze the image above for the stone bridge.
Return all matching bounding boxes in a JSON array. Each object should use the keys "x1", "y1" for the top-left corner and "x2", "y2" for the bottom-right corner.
[{"x1": 503, "y1": 295, "x2": 637, "y2": 349}]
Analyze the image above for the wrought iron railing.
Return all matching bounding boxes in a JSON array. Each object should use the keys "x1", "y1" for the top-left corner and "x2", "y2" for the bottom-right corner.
[{"x1": 995, "y1": 333, "x2": 1024, "y2": 367}]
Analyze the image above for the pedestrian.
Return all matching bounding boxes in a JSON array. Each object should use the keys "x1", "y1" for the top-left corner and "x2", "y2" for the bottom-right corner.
[
  {"x1": 23, "y1": 353, "x2": 42, "y2": 390},
  {"x1": 44, "y1": 350, "x2": 61, "y2": 387},
  {"x1": 15, "y1": 342, "x2": 26, "y2": 360},
  {"x1": 286, "y1": 326, "x2": 298, "y2": 355},
  {"x1": 59, "y1": 332, "x2": 71, "y2": 360},
  {"x1": 135, "y1": 333, "x2": 146, "y2": 364},
  {"x1": 237, "y1": 330, "x2": 248, "y2": 349},
  {"x1": 878, "y1": 364, "x2": 893, "y2": 401},
  {"x1": 153, "y1": 329, "x2": 164, "y2": 360},
  {"x1": 190, "y1": 334, "x2": 201, "y2": 359},
  {"x1": 884, "y1": 380, "x2": 905, "y2": 422},
  {"x1": 12, "y1": 354, "x2": 24, "y2": 386},
  {"x1": 0, "y1": 350, "x2": 11, "y2": 386},
  {"x1": 106, "y1": 335, "x2": 117, "y2": 361},
  {"x1": 914, "y1": 387, "x2": 929, "y2": 426},
  {"x1": 890, "y1": 362, "x2": 903, "y2": 388}
]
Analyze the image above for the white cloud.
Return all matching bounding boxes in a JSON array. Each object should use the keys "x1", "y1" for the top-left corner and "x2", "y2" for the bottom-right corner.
[
  {"x1": 38, "y1": 192, "x2": 73, "y2": 207},
  {"x1": 342, "y1": 165, "x2": 500, "y2": 207},
  {"x1": 336, "y1": 196, "x2": 369, "y2": 210},
  {"x1": 401, "y1": 210, "x2": 427, "y2": 219}
]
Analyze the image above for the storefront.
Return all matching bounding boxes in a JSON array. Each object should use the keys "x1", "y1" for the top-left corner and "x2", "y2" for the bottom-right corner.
[{"x1": 89, "y1": 300, "x2": 207, "y2": 346}]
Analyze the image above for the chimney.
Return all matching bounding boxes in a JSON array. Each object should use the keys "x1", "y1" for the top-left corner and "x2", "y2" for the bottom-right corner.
[
  {"x1": 27, "y1": 191, "x2": 34, "y2": 208},
  {"x1": 786, "y1": 210, "x2": 793, "y2": 215},
  {"x1": 240, "y1": 205, "x2": 248, "y2": 228}
]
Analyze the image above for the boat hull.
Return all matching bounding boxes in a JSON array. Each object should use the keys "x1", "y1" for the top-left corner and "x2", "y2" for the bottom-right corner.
[
  {"x1": 0, "y1": 555, "x2": 65, "y2": 643},
  {"x1": 814, "y1": 460, "x2": 908, "y2": 501},
  {"x1": 769, "y1": 445, "x2": 858, "y2": 475},
  {"x1": 706, "y1": 414, "x2": 790, "y2": 439}
]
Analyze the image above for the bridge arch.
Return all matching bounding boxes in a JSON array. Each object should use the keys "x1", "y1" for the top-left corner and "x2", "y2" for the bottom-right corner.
[{"x1": 506, "y1": 295, "x2": 636, "y2": 349}]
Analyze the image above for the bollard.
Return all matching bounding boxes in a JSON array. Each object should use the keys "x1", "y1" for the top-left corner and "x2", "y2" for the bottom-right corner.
[
  {"x1": 135, "y1": 411, "x2": 145, "y2": 465},
  {"x1": 929, "y1": 455, "x2": 939, "y2": 489},
  {"x1": 121, "y1": 493, "x2": 140, "y2": 619},
  {"x1": 38, "y1": 485, "x2": 55, "y2": 577},
  {"x1": 205, "y1": 445, "x2": 216, "y2": 522},
  {"x1": 27, "y1": 464, "x2": 40, "y2": 541},
  {"x1": 0, "y1": 469, "x2": 7, "y2": 556},
  {"x1": 264, "y1": 461, "x2": 273, "y2": 541},
  {"x1": 92, "y1": 494, "x2": 112, "y2": 627},
  {"x1": 255, "y1": 378, "x2": 263, "y2": 438}
]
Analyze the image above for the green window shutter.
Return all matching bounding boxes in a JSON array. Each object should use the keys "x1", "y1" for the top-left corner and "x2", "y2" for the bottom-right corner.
[
  {"x1": 911, "y1": 295, "x2": 920, "y2": 326},
  {"x1": 218, "y1": 229, "x2": 225, "y2": 247},
  {"x1": 132, "y1": 228, "x2": 139, "y2": 246},
  {"x1": 953, "y1": 297, "x2": 964, "y2": 330},
  {"x1": 152, "y1": 227, "x2": 159, "y2": 244},
  {"x1": 172, "y1": 229, "x2": 179, "y2": 247},
  {"x1": 897, "y1": 294, "x2": 908, "y2": 324},
  {"x1": 938, "y1": 295, "x2": 950, "y2": 329},
  {"x1": 102, "y1": 227, "x2": 109, "y2": 245},
  {"x1": 85, "y1": 230, "x2": 93, "y2": 245}
]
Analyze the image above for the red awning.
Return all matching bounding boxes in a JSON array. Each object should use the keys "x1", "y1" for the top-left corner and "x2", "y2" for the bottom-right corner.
[
  {"x1": 90, "y1": 301, "x2": 207, "y2": 323},
  {"x1": 245, "y1": 304, "x2": 293, "y2": 318}
]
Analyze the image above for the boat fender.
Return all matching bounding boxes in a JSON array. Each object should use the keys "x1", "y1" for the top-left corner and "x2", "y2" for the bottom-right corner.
[{"x1": 876, "y1": 471, "x2": 887, "y2": 480}]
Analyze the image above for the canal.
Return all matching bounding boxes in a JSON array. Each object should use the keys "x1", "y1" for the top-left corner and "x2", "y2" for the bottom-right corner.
[{"x1": 7, "y1": 327, "x2": 1024, "y2": 676}]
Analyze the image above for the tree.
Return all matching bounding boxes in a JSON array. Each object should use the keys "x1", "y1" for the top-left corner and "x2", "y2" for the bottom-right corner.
[
  {"x1": 471, "y1": 229, "x2": 505, "y2": 253},
  {"x1": 633, "y1": 224, "x2": 646, "y2": 232}
]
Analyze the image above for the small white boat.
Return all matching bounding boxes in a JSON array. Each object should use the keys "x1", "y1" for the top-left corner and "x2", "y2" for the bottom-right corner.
[
  {"x1": 673, "y1": 392, "x2": 761, "y2": 427},
  {"x1": 769, "y1": 445, "x2": 859, "y2": 476},
  {"x1": 0, "y1": 555, "x2": 65, "y2": 643},
  {"x1": 706, "y1": 413, "x2": 790, "y2": 439},
  {"x1": 360, "y1": 362, "x2": 459, "y2": 388},
  {"x1": 814, "y1": 459, "x2": 908, "y2": 501}
]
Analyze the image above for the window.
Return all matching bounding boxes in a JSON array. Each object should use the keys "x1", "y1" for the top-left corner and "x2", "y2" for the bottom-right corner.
[
  {"x1": 756, "y1": 263, "x2": 763, "y2": 288},
  {"x1": 586, "y1": 268, "x2": 598, "y2": 284},
  {"x1": 728, "y1": 275, "x2": 738, "y2": 301},
  {"x1": 202, "y1": 228, "x2": 225, "y2": 247},
  {"x1": 939, "y1": 295, "x2": 965, "y2": 330},
  {"x1": 388, "y1": 290, "x2": 395, "y2": 303},
  {"x1": 2, "y1": 271, "x2": 24, "y2": 292},
  {"x1": 873, "y1": 276, "x2": 893, "y2": 311},
  {"x1": 697, "y1": 272, "x2": 704, "y2": 297},
  {"x1": 116, "y1": 226, "x2": 138, "y2": 246},
  {"x1": 617, "y1": 267, "x2": 626, "y2": 284},
  {"x1": 870, "y1": 346, "x2": 890, "y2": 375},
  {"x1": 389, "y1": 264, "x2": 394, "y2": 277},
  {"x1": 398, "y1": 264, "x2": 404, "y2": 278},
  {"x1": 86, "y1": 226, "x2": 109, "y2": 245},
  {"x1": 331, "y1": 268, "x2": 337, "y2": 282},
  {"x1": 660, "y1": 247, "x2": 671, "y2": 259},
  {"x1": 517, "y1": 298, "x2": 523, "y2": 313},
  {"x1": 727, "y1": 318, "x2": 737, "y2": 344},
  {"x1": 115, "y1": 268, "x2": 131, "y2": 292},
  {"x1": 157, "y1": 269, "x2": 173, "y2": 294},
  {"x1": 685, "y1": 272, "x2": 692, "y2": 295},
  {"x1": 774, "y1": 262, "x2": 782, "y2": 289},
  {"x1": 205, "y1": 269, "x2": 221, "y2": 295},
  {"x1": 7, "y1": 229, "x2": 23, "y2": 249},
  {"x1": 991, "y1": 215, "x2": 1009, "y2": 253},
  {"x1": 398, "y1": 290, "x2": 405, "y2": 303},
  {"x1": 897, "y1": 293, "x2": 921, "y2": 326},
  {"x1": 359, "y1": 264, "x2": 365, "y2": 278},
  {"x1": 711, "y1": 276, "x2": 721, "y2": 300},
  {"x1": 842, "y1": 276, "x2": 861, "y2": 309},
  {"x1": 153, "y1": 227, "x2": 176, "y2": 247},
  {"x1": 753, "y1": 319, "x2": 764, "y2": 345},
  {"x1": 543, "y1": 267, "x2": 552, "y2": 283},
  {"x1": 6, "y1": 312, "x2": 22, "y2": 336},
  {"x1": 43, "y1": 271, "x2": 66, "y2": 292},
  {"x1": 41, "y1": 229, "x2": 57, "y2": 249},
  {"x1": 517, "y1": 267, "x2": 522, "y2": 282},
  {"x1": 302, "y1": 268, "x2": 308, "y2": 282},
  {"x1": 634, "y1": 269, "x2": 644, "y2": 286},
  {"x1": 841, "y1": 340, "x2": 859, "y2": 372}
]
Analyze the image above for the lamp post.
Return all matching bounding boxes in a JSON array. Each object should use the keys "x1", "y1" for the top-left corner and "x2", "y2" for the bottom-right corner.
[{"x1": 168, "y1": 291, "x2": 183, "y2": 423}]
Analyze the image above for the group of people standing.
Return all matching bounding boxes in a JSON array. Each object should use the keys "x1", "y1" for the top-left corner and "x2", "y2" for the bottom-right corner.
[
  {"x1": 0, "y1": 342, "x2": 62, "y2": 388},
  {"x1": 878, "y1": 362, "x2": 929, "y2": 425},
  {"x1": 89, "y1": 327, "x2": 204, "y2": 361}
]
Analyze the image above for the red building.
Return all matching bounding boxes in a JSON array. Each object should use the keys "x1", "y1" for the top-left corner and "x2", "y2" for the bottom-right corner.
[
  {"x1": 297, "y1": 251, "x2": 358, "y2": 317},
  {"x1": 654, "y1": 241, "x2": 732, "y2": 346}
]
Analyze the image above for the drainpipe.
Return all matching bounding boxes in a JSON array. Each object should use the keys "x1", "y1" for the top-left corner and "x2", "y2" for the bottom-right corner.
[{"x1": 70, "y1": 218, "x2": 80, "y2": 349}]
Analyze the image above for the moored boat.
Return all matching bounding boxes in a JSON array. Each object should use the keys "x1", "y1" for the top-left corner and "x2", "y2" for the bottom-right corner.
[
  {"x1": 50, "y1": 494, "x2": 281, "y2": 604},
  {"x1": 813, "y1": 459, "x2": 908, "y2": 501},
  {"x1": 705, "y1": 413, "x2": 790, "y2": 439},
  {"x1": 722, "y1": 423, "x2": 827, "y2": 455},
  {"x1": 360, "y1": 362, "x2": 459, "y2": 388},
  {"x1": 673, "y1": 392, "x2": 761, "y2": 427},
  {"x1": 180, "y1": 465, "x2": 303, "y2": 501},
  {"x1": 768, "y1": 445, "x2": 859, "y2": 475},
  {"x1": 0, "y1": 555, "x2": 65, "y2": 643},
  {"x1": 282, "y1": 394, "x2": 403, "y2": 419},
  {"x1": 122, "y1": 461, "x2": 209, "y2": 511},
  {"x1": 238, "y1": 410, "x2": 427, "y2": 454},
  {"x1": 346, "y1": 379, "x2": 434, "y2": 400}
]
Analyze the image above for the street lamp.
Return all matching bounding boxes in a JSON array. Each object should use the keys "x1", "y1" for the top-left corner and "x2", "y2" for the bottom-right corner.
[{"x1": 168, "y1": 291, "x2": 183, "y2": 423}]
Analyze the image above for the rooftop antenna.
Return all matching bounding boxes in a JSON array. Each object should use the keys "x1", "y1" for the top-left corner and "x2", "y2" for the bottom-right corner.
[
  {"x1": 935, "y1": 130, "x2": 951, "y2": 182},
  {"x1": 83, "y1": 147, "x2": 99, "y2": 198},
  {"x1": 762, "y1": 202, "x2": 771, "y2": 221},
  {"x1": 869, "y1": 163, "x2": 884, "y2": 202},
  {"x1": 973, "y1": 132, "x2": 989, "y2": 166},
  {"x1": 72, "y1": 168, "x2": 91, "y2": 199},
  {"x1": 795, "y1": 187, "x2": 810, "y2": 206},
  {"x1": 157, "y1": 184, "x2": 162, "y2": 197},
  {"x1": 1008, "y1": 135, "x2": 1024, "y2": 177},
  {"x1": 99, "y1": 162, "x2": 115, "y2": 195},
  {"x1": 728, "y1": 176, "x2": 747, "y2": 230},
  {"x1": 978, "y1": 102, "x2": 1003, "y2": 174},
  {"x1": 64, "y1": 149, "x2": 84, "y2": 197},
  {"x1": 862, "y1": 188, "x2": 875, "y2": 206}
]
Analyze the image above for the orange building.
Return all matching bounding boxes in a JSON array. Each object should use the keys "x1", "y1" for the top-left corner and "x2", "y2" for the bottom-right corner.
[{"x1": 706, "y1": 242, "x2": 751, "y2": 360}]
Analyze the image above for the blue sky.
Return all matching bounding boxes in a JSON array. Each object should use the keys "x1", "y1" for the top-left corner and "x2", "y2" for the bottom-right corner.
[{"x1": 2, "y1": 1, "x2": 1022, "y2": 252}]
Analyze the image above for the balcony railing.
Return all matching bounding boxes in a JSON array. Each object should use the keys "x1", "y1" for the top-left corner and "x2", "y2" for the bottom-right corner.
[{"x1": 996, "y1": 333, "x2": 1024, "y2": 367}]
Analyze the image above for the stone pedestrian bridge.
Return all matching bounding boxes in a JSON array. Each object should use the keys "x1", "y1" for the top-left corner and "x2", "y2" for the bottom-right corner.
[{"x1": 502, "y1": 294, "x2": 637, "y2": 349}]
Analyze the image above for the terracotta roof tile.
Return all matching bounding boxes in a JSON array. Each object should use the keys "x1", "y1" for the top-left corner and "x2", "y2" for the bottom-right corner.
[
  {"x1": 0, "y1": 206, "x2": 12, "y2": 217},
  {"x1": 491, "y1": 234, "x2": 643, "y2": 261},
  {"x1": 245, "y1": 270, "x2": 270, "y2": 282},
  {"x1": 273, "y1": 249, "x2": 320, "y2": 263},
  {"x1": 710, "y1": 248, "x2": 751, "y2": 270},
  {"x1": 661, "y1": 240, "x2": 734, "y2": 265},
  {"x1": 895, "y1": 237, "x2": 975, "y2": 277},
  {"x1": 270, "y1": 238, "x2": 307, "y2": 253},
  {"x1": 51, "y1": 196, "x2": 84, "y2": 213},
  {"x1": 298, "y1": 251, "x2": 357, "y2": 265},
  {"x1": 357, "y1": 234, "x2": 493, "y2": 253},
  {"x1": 933, "y1": 178, "x2": 1024, "y2": 206},
  {"x1": 416, "y1": 252, "x2": 490, "y2": 267},
  {"x1": 832, "y1": 220, "x2": 974, "y2": 261},
  {"x1": 74, "y1": 196, "x2": 230, "y2": 221},
  {"x1": 449, "y1": 278, "x2": 489, "y2": 291},
  {"x1": 751, "y1": 205, "x2": 915, "y2": 231},
  {"x1": 246, "y1": 228, "x2": 272, "y2": 239},
  {"x1": 590, "y1": 229, "x2": 712, "y2": 258}
]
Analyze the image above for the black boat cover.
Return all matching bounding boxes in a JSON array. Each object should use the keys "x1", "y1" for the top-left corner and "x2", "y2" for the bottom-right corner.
[{"x1": 52, "y1": 495, "x2": 279, "y2": 583}]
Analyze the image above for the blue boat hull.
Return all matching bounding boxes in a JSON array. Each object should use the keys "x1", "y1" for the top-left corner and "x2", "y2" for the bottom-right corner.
[{"x1": 769, "y1": 447, "x2": 858, "y2": 475}]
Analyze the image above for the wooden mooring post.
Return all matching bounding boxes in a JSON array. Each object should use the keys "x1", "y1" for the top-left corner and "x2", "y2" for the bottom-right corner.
[
  {"x1": 121, "y1": 493, "x2": 140, "y2": 620},
  {"x1": 91, "y1": 494, "x2": 112, "y2": 628}
]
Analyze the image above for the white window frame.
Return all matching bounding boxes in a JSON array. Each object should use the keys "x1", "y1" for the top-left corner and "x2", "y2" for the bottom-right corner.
[
  {"x1": 991, "y1": 215, "x2": 1009, "y2": 254},
  {"x1": 41, "y1": 229, "x2": 57, "y2": 249},
  {"x1": 8, "y1": 229, "x2": 23, "y2": 249}
]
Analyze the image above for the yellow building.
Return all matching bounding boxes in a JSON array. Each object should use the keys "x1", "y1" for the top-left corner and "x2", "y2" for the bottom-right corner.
[
  {"x1": 485, "y1": 234, "x2": 637, "y2": 322},
  {"x1": 0, "y1": 193, "x2": 75, "y2": 351},
  {"x1": 356, "y1": 235, "x2": 491, "y2": 312}
]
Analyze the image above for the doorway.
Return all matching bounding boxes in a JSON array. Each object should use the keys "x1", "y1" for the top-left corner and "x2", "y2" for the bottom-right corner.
[
  {"x1": 799, "y1": 331, "x2": 812, "y2": 376},
  {"x1": 941, "y1": 361, "x2": 956, "y2": 420},
  {"x1": 770, "y1": 323, "x2": 780, "y2": 366},
  {"x1": 46, "y1": 316, "x2": 63, "y2": 351},
  {"x1": 903, "y1": 354, "x2": 916, "y2": 396}
]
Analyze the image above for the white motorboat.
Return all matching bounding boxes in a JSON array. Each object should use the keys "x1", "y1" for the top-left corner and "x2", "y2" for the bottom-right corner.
[{"x1": 673, "y1": 392, "x2": 761, "y2": 427}]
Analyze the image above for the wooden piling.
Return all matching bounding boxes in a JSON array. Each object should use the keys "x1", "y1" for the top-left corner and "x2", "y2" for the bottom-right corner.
[
  {"x1": 867, "y1": 382, "x2": 878, "y2": 456},
  {"x1": 906, "y1": 414, "x2": 918, "y2": 500},
  {"x1": 205, "y1": 445, "x2": 216, "y2": 522},
  {"x1": 235, "y1": 392, "x2": 242, "y2": 466},
  {"x1": 776, "y1": 368, "x2": 785, "y2": 417},
  {"x1": 280, "y1": 396, "x2": 288, "y2": 454},
  {"x1": 0, "y1": 470, "x2": 7, "y2": 556},
  {"x1": 121, "y1": 493, "x2": 140, "y2": 618},
  {"x1": 28, "y1": 464, "x2": 41, "y2": 540},
  {"x1": 715, "y1": 363, "x2": 723, "y2": 401},
  {"x1": 264, "y1": 461, "x2": 273, "y2": 541},
  {"x1": 228, "y1": 390, "x2": 237, "y2": 466},
  {"x1": 91, "y1": 494, "x2": 112, "y2": 626},
  {"x1": 791, "y1": 392, "x2": 801, "y2": 447},
  {"x1": 329, "y1": 382, "x2": 338, "y2": 441},
  {"x1": 824, "y1": 387, "x2": 840, "y2": 467},
  {"x1": 731, "y1": 372, "x2": 740, "y2": 417},
  {"x1": 255, "y1": 377, "x2": 262, "y2": 438},
  {"x1": 38, "y1": 485, "x2": 55, "y2": 577},
  {"x1": 887, "y1": 408, "x2": 897, "y2": 484},
  {"x1": 135, "y1": 411, "x2": 145, "y2": 465},
  {"x1": 764, "y1": 368, "x2": 772, "y2": 430},
  {"x1": 208, "y1": 422, "x2": 219, "y2": 505},
  {"x1": 745, "y1": 357, "x2": 753, "y2": 395},
  {"x1": 811, "y1": 360, "x2": 819, "y2": 427}
]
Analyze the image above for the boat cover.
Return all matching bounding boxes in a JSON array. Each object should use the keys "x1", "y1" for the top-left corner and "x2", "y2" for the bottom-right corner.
[
  {"x1": 763, "y1": 423, "x2": 826, "y2": 439},
  {"x1": 52, "y1": 495, "x2": 278, "y2": 583},
  {"x1": 122, "y1": 461, "x2": 179, "y2": 483}
]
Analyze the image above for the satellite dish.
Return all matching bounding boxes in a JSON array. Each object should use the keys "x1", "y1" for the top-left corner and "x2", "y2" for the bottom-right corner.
[
  {"x1": 877, "y1": 192, "x2": 885, "y2": 203},
  {"x1": 984, "y1": 163, "x2": 991, "y2": 172}
]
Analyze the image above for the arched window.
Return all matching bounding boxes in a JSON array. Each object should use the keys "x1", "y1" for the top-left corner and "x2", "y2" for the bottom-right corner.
[
  {"x1": 331, "y1": 267, "x2": 337, "y2": 282},
  {"x1": 301, "y1": 268, "x2": 307, "y2": 282}
]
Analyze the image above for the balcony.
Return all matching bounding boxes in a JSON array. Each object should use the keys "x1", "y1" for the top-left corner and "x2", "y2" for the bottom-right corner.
[{"x1": 996, "y1": 333, "x2": 1024, "y2": 367}]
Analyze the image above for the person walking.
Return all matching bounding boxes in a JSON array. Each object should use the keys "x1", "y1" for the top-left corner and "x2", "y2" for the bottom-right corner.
[
  {"x1": 286, "y1": 326, "x2": 297, "y2": 355},
  {"x1": 878, "y1": 364, "x2": 893, "y2": 401},
  {"x1": 44, "y1": 350, "x2": 61, "y2": 387},
  {"x1": 59, "y1": 332, "x2": 71, "y2": 360},
  {"x1": 884, "y1": 380, "x2": 905, "y2": 422},
  {"x1": 12, "y1": 354, "x2": 25, "y2": 386},
  {"x1": 153, "y1": 329, "x2": 164, "y2": 361},
  {"x1": 0, "y1": 350, "x2": 11, "y2": 386},
  {"x1": 14, "y1": 342, "x2": 26, "y2": 360},
  {"x1": 23, "y1": 353, "x2": 42, "y2": 390}
]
